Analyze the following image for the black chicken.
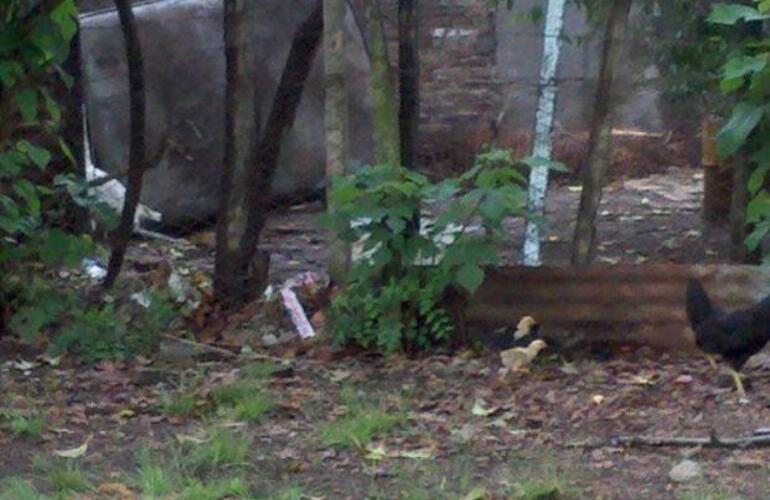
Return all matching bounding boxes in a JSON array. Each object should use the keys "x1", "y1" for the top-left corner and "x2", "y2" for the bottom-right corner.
[{"x1": 685, "y1": 279, "x2": 770, "y2": 398}]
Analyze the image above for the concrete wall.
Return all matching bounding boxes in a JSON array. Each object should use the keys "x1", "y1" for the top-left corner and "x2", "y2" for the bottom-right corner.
[
  {"x1": 79, "y1": 0, "x2": 374, "y2": 225},
  {"x1": 77, "y1": 0, "x2": 675, "y2": 224}
]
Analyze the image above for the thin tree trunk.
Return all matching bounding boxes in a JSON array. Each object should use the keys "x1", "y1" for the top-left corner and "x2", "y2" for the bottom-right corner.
[
  {"x1": 215, "y1": 0, "x2": 260, "y2": 305},
  {"x1": 104, "y1": 0, "x2": 146, "y2": 289},
  {"x1": 350, "y1": 0, "x2": 400, "y2": 166},
  {"x1": 324, "y1": 0, "x2": 352, "y2": 283},
  {"x1": 398, "y1": 0, "x2": 419, "y2": 170},
  {"x1": 522, "y1": 0, "x2": 566, "y2": 267},
  {"x1": 571, "y1": 0, "x2": 632, "y2": 266},
  {"x1": 218, "y1": 2, "x2": 324, "y2": 305},
  {"x1": 702, "y1": 112, "x2": 732, "y2": 224},
  {"x1": 60, "y1": 19, "x2": 89, "y2": 233}
]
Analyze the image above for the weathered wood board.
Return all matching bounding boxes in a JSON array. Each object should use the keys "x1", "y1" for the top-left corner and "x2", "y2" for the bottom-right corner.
[{"x1": 467, "y1": 265, "x2": 770, "y2": 351}]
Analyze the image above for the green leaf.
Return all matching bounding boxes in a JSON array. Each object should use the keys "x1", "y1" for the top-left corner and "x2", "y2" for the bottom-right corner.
[
  {"x1": 716, "y1": 102, "x2": 765, "y2": 158},
  {"x1": 747, "y1": 191, "x2": 770, "y2": 224},
  {"x1": 709, "y1": 3, "x2": 768, "y2": 25},
  {"x1": 42, "y1": 89, "x2": 61, "y2": 123},
  {"x1": 0, "y1": 151, "x2": 26, "y2": 176},
  {"x1": 720, "y1": 76, "x2": 745, "y2": 94},
  {"x1": 13, "y1": 179, "x2": 41, "y2": 216},
  {"x1": 51, "y1": 0, "x2": 78, "y2": 43},
  {"x1": 723, "y1": 55, "x2": 767, "y2": 80},
  {"x1": 0, "y1": 61, "x2": 23, "y2": 87},
  {"x1": 749, "y1": 164, "x2": 770, "y2": 195},
  {"x1": 455, "y1": 264, "x2": 485, "y2": 294},
  {"x1": 15, "y1": 89, "x2": 39, "y2": 123},
  {"x1": 21, "y1": 142, "x2": 52, "y2": 170},
  {"x1": 522, "y1": 155, "x2": 568, "y2": 172},
  {"x1": 746, "y1": 222, "x2": 770, "y2": 252}
]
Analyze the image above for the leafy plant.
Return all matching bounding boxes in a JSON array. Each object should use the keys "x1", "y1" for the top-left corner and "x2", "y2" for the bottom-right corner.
[
  {"x1": 323, "y1": 147, "x2": 561, "y2": 353},
  {"x1": 46, "y1": 292, "x2": 175, "y2": 363},
  {"x1": 0, "y1": 1, "x2": 135, "y2": 358},
  {"x1": 709, "y1": 2, "x2": 770, "y2": 254}
]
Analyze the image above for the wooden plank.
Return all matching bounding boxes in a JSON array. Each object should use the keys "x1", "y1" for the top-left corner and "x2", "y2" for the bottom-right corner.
[{"x1": 467, "y1": 264, "x2": 770, "y2": 351}]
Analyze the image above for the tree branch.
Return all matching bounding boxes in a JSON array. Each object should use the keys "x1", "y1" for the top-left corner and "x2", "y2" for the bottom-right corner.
[{"x1": 571, "y1": 432, "x2": 770, "y2": 450}]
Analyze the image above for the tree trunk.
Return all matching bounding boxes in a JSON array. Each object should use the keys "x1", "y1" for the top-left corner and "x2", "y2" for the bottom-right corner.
[
  {"x1": 324, "y1": 0, "x2": 352, "y2": 283},
  {"x1": 104, "y1": 0, "x2": 146, "y2": 289},
  {"x1": 215, "y1": 0, "x2": 260, "y2": 305},
  {"x1": 571, "y1": 0, "x2": 632, "y2": 266},
  {"x1": 522, "y1": 0, "x2": 566, "y2": 266},
  {"x1": 60, "y1": 19, "x2": 89, "y2": 234},
  {"x1": 398, "y1": 0, "x2": 419, "y2": 170},
  {"x1": 214, "y1": 2, "x2": 323, "y2": 307},
  {"x1": 350, "y1": 0, "x2": 400, "y2": 166},
  {"x1": 702, "y1": 112, "x2": 732, "y2": 224}
]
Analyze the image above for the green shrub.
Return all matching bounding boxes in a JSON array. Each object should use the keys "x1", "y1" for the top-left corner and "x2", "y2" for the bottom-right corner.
[{"x1": 323, "y1": 148, "x2": 562, "y2": 353}]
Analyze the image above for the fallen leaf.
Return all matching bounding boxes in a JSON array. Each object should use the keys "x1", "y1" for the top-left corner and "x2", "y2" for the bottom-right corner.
[
  {"x1": 329, "y1": 370, "x2": 351, "y2": 383},
  {"x1": 174, "y1": 433, "x2": 208, "y2": 445},
  {"x1": 365, "y1": 445, "x2": 388, "y2": 461},
  {"x1": 471, "y1": 401, "x2": 499, "y2": 417},
  {"x1": 54, "y1": 438, "x2": 90, "y2": 458},
  {"x1": 591, "y1": 395, "x2": 605, "y2": 406},
  {"x1": 13, "y1": 360, "x2": 38, "y2": 372},
  {"x1": 97, "y1": 482, "x2": 136, "y2": 498},
  {"x1": 674, "y1": 374, "x2": 693, "y2": 385}
]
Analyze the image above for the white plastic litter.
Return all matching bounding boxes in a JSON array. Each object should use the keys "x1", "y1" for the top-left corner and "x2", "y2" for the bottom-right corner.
[
  {"x1": 83, "y1": 109, "x2": 162, "y2": 226},
  {"x1": 81, "y1": 257, "x2": 107, "y2": 280},
  {"x1": 130, "y1": 291, "x2": 152, "y2": 308},
  {"x1": 280, "y1": 287, "x2": 315, "y2": 339}
]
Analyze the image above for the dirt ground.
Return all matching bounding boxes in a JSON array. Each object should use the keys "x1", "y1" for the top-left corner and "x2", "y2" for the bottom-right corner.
[
  {"x1": 0, "y1": 166, "x2": 749, "y2": 499},
  {"x1": 3, "y1": 340, "x2": 770, "y2": 499}
]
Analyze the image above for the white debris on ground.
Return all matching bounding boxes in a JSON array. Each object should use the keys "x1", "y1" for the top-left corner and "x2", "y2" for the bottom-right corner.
[
  {"x1": 83, "y1": 111, "x2": 162, "y2": 226},
  {"x1": 351, "y1": 217, "x2": 482, "y2": 265}
]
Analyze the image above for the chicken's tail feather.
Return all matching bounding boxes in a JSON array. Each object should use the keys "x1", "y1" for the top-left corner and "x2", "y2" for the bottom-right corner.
[{"x1": 686, "y1": 279, "x2": 714, "y2": 328}]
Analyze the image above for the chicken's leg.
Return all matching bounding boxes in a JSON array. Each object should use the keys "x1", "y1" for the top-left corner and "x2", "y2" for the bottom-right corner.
[{"x1": 729, "y1": 368, "x2": 747, "y2": 399}]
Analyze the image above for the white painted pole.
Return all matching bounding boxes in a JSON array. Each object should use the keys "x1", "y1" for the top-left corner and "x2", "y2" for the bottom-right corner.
[{"x1": 522, "y1": 0, "x2": 566, "y2": 266}]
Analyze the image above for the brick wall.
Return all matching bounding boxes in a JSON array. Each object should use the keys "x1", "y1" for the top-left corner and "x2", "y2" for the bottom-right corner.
[{"x1": 379, "y1": 0, "x2": 501, "y2": 173}]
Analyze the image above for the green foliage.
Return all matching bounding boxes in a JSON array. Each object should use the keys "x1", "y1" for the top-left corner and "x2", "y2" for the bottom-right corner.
[
  {"x1": 8, "y1": 413, "x2": 46, "y2": 439},
  {"x1": 323, "y1": 148, "x2": 557, "y2": 354},
  {"x1": 240, "y1": 360, "x2": 277, "y2": 379},
  {"x1": 0, "y1": 1, "x2": 135, "y2": 361},
  {"x1": 636, "y1": 1, "x2": 735, "y2": 115},
  {"x1": 0, "y1": 477, "x2": 45, "y2": 500},
  {"x1": 183, "y1": 428, "x2": 251, "y2": 475},
  {"x1": 48, "y1": 463, "x2": 93, "y2": 495},
  {"x1": 163, "y1": 392, "x2": 199, "y2": 418},
  {"x1": 320, "y1": 408, "x2": 403, "y2": 449},
  {"x1": 23, "y1": 291, "x2": 175, "y2": 363},
  {"x1": 710, "y1": 1, "x2": 770, "y2": 254},
  {"x1": 211, "y1": 380, "x2": 274, "y2": 423}
]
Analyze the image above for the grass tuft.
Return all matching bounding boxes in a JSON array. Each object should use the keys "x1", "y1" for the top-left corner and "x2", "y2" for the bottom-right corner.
[
  {"x1": 321, "y1": 408, "x2": 403, "y2": 449},
  {"x1": 0, "y1": 477, "x2": 45, "y2": 500}
]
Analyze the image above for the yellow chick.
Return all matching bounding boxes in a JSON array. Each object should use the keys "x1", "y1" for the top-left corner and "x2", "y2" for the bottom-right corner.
[
  {"x1": 500, "y1": 339, "x2": 547, "y2": 371},
  {"x1": 514, "y1": 315, "x2": 539, "y2": 341}
]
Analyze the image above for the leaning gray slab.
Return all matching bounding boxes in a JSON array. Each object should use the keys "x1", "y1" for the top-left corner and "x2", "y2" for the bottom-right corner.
[{"x1": 80, "y1": 0, "x2": 374, "y2": 225}]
